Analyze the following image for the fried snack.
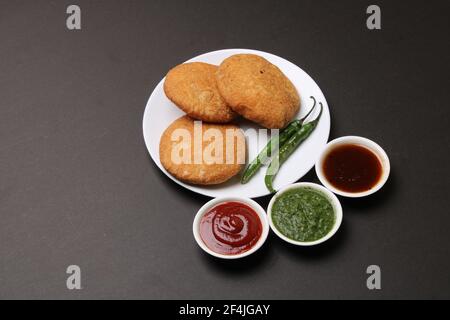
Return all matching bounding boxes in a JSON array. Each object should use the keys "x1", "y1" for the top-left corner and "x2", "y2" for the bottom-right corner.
[
  {"x1": 159, "y1": 116, "x2": 246, "y2": 185},
  {"x1": 164, "y1": 62, "x2": 236, "y2": 123},
  {"x1": 216, "y1": 54, "x2": 300, "y2": 129}
]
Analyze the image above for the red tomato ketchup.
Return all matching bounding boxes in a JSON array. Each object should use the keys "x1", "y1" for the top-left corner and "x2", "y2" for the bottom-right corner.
[{"x1": 200, "y1": 202, "x2": 263, "y2": 255}]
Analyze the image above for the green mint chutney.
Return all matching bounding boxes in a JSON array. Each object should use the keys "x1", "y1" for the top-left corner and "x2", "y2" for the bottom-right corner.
[{"x1": 271, "y1": 187, "x2": 335, "y2": 242}]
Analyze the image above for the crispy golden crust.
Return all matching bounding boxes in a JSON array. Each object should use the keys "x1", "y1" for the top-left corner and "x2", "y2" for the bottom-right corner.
[
  {"x1": 164, "y1": 62, "x2": 236, "y2": 123},
  {"x1": 216, "y1": 54, "x2": 300, "y2": 129},
  {"x1": 159, "y1": 116, "x2": 246, "y2": 185}
]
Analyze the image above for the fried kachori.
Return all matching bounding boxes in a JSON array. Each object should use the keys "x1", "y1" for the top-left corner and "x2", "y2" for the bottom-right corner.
[
  {"x1": 216, "y1": 54, "x2": 300, "y2": 129},
  {"x1": 159, "y1": 116, "x2": 246, "y2": 185},
  {"x1": 164, "y1": 62, "x2": 236, "y2": 123}
]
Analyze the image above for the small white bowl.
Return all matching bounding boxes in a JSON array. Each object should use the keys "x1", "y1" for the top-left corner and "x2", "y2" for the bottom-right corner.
[
  {"x1": 315, "y1": 136, "x2": 390, "y2": 198},
  {"x1": 193, "y1": 197, "x2": 269, "y2": 259},
  {"x1": 267, "y1": 182, "x2": 343, "y2": 246}
]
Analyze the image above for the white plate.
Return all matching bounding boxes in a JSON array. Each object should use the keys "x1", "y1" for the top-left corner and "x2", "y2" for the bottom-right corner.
[{"x1": 143, "y1": 49, "x2": 330, "y2": 198}]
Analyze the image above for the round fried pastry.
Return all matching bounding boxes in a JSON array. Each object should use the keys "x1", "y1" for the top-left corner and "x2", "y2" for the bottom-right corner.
[
  {"x1": 216, "y1": 54, "x2": 300, "y2": 129},
  {"x1": 159, "y1": 116, "x2": 246, "y2": 185},
  {"x1": 164, "y1": 62, "x2": 236, "y2": 123}
]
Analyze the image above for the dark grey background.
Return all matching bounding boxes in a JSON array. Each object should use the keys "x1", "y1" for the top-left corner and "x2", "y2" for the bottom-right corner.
[{"x1": 0, "y1": 0, "x2": 449, "y2": 299}]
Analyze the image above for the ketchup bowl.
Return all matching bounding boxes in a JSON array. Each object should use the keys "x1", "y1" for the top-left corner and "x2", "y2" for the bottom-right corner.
[{"x1": 193, "y1": 197, "x2": 269, "y2": 259}]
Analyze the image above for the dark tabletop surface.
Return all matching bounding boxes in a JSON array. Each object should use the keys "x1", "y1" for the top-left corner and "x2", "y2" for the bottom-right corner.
[{"x1": 0, "y1": 0, "x2": 449, "y2": 300}]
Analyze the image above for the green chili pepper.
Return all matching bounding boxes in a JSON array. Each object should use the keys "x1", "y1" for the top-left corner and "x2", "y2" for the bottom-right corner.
[
  {"x1": 265, "y1": 104, "x2": 324, "y2": 193},
  {"x1": 241, "y1": 97, "x2": 317, "y2": 184}
]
